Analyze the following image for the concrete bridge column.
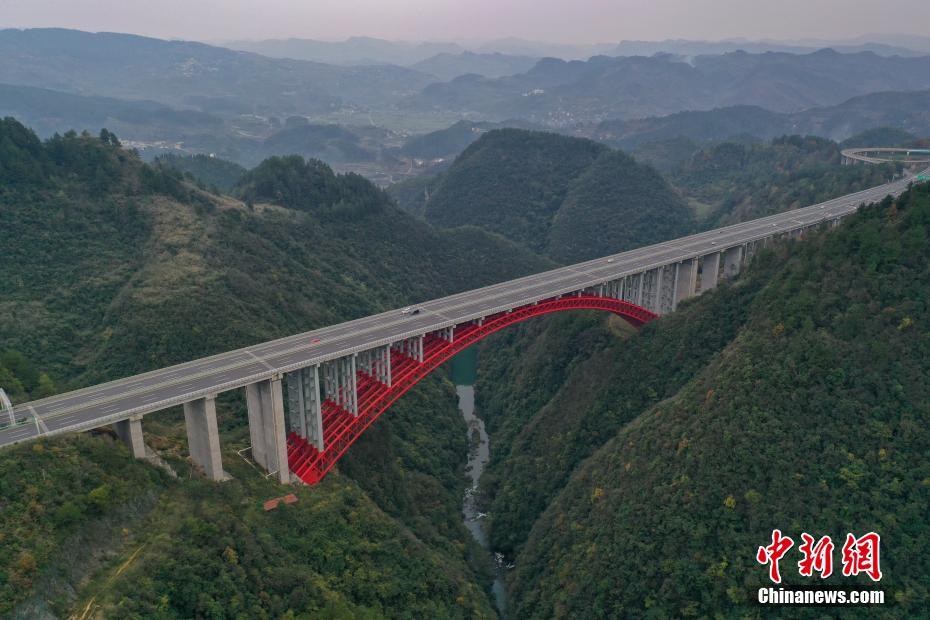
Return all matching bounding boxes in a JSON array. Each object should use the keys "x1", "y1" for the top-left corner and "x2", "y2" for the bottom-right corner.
[
  {"x1": 245, "y1": 379, "x2": 289, "y2": 483},
  {"x1": 399, "y1": 335, "x2": 425, "y2": 363},
  {"x1": 624, "y1": 274, "x2": 640, "y2": 304},
  {"x1": 653, "y1": 267, "x2": 662, "y2": 313},
  {"x1": 657, "y1": 264, "x2": 678, "y2": 314},
  {"x1": 348, "y1": 355, "x2": 359, "y2": 416},
  {"x1": 381, "y1": 345, "x2": 392, "y2": 387},
  {"x1": 701, "y1": 252, "x2": 721, "y2": 292},
  {"x1": 435, "y1": 326, "x2": 455, "y2": 343},
  {"x1": 357, "y1": 349, "x2": 373, "y2": 377},
  {"x1": 286, "y1": 366, "x2": 324, "y2": 452},
  {"x1": 673, "y1": 258, "x2": 698, "y2": 310},
  {"x1": 608, "y1": 279, "x2": 618, "y2": 300},
  {"x1": 183, "y1": 396, "x2": 225, "y2": 481},
  {"x1": 722, "y1": 245, "x2": 743, "y2": 279},
  {"x1": 114, "y1": 415, "x2": 145, "y2": 459}
]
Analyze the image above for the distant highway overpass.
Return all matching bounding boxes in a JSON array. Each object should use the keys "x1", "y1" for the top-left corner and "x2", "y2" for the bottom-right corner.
[
  {"x1": 0, "y1": 170, "x2": 925, "y2": 484},
  {"x1": 842, "y1": 147, "x2": 930, "y2": 166}
]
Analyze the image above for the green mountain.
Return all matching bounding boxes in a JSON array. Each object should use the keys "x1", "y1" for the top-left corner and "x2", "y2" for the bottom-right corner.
[
  {"x1": 0, "y1": 117, "x2": 549, "y2": 617},
  {"x1": 400, "y1": 120, "x2": 499, "y2": 160},
  {"x1": 258, "y1": 122, "x2": 379, "y2": 165},
  {"x1": 411, "y1": 52, "x2": 540, "y2": 81},
  {"x1": 840, "y1": 127, "x2": 920, "y2": 148},
  {"x1": 672, "y1": 135, "x2": 901, "y2": 225},
  {"x1": 401, "y1": 129, "x2": 693, "y2": 261},
  {"x1": 155, "y1": 153, "x2": 247, "y2": 193},
  {"x1": 474, "y1": 183, "x2": 930, "y2": 617},
  {"x1": 0, "y1": 82, "x2": 224, "y2": 139}
]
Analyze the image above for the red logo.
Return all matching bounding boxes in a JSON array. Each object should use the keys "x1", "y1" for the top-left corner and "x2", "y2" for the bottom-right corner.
[
  {"x1": 758, "y1": 530, "x2": 881, "y2": 583},
  {"x1": 756, "y1": 529, "x2": 794, "y2": 584},
  {"x1": 841, "y1": 532, "x2": 883, "y2": 582},
  {"x1": 798, "y1": 533, "x2": 834, "y2": 578}
]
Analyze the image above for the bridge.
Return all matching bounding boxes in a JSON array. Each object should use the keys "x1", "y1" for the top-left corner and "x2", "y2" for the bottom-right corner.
[
  {"x1": 0, "y1": 172, "x2": 922, "y2": 485},
  {"x1": 842, "y1": 147, "x2": 930, "y2": 166}
]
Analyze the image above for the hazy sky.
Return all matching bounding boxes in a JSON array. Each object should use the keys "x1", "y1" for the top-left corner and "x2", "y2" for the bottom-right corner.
[{"x1": 0, "y1": 0, "x2": 926, "y2": 44}]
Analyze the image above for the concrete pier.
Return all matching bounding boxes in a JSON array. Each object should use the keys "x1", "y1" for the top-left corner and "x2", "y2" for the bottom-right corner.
[
  {"x1": 286, "y1": 366, "x2": 324, "y2": 452},
  {"x1": 183, "y1": 396, "x2": 225, "y2": 481},
  {"x1": 246, "y1": 378, "x2": 289, "y2": 483},
  {"x1": 673, "y1": 258, "x2": 698, "y2": 309},
  {"x1": 701, "y1": 252, "x2": 721, "y2": 291},
  {"x1": 722, "y1": 245, "x2": 743, "y2": 279},
  {"x1": 114, "y1": 415, "x2": 145, "y2": 459}
]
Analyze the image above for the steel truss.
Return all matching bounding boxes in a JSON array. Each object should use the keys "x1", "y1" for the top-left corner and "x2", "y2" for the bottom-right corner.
[{"x1": 287, "y1": 295, "x2": 656, "y2": 485}]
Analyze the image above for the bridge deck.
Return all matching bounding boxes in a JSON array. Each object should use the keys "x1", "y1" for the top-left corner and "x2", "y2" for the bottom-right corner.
[{"x1": 0, "y1": 172, "x2": 922, "y2": 448}]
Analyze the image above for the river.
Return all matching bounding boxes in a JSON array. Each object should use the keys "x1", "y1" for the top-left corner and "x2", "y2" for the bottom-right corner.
[{"x1": 450, "y1": 348, "x2": 508, "y2": 616}]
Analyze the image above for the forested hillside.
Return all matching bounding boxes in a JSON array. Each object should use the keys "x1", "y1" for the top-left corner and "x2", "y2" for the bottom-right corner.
[
  {"x1": 671, "y1": 135, "x2": 901, "y2": 224},
  {"x1": 0, "y1": 117, "x2": 549, "y2": 617},
  {"x1": 474, "y1": 182, "x2": 930, "y2": 617},
  {"x1": 155, "y1": 153, "x2": 247, "y2": 192},
  {"x1": 394, "y1": 129, "x2": 693, "y2": 261}
]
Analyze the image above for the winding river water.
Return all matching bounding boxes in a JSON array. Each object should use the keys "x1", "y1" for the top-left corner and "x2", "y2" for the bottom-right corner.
[{"x1": 450, "y1": 349, "x2": 508, "y2": 616}]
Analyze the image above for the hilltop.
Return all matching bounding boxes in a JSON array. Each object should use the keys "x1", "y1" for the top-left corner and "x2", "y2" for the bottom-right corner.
[{"x1": 393, "y1": 129, "x2": 693, "y2": 262}]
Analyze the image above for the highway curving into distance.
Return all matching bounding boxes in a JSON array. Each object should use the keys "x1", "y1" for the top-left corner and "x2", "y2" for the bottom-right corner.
[
  {"x1": 0, "y1": 169, "x2": 926, "y2": 449},
  {"x1": 842, "y1": 147, "x2": 930, "y2": 165}
]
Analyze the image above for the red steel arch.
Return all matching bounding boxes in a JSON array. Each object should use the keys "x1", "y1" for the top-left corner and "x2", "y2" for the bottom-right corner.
[{"x1": 287, "y1": 295, "x2": 656, "y2": 484}]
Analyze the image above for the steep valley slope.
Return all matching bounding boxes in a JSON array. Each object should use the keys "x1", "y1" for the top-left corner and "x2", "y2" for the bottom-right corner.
[
  {"x1": 475, "y1": 184, "x2": 930, "y2": 618},
  {"x1": 0, "y1": 118, "x2": 550, "y2": 618}
]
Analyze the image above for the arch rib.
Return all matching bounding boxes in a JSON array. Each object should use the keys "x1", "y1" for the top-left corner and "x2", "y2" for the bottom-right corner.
[{"x1": 287, "y1": 295, "x2": 656, "y2": 484}]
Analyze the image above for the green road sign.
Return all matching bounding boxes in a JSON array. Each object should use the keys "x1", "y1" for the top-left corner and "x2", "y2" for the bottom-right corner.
[{"x1": 918, "y1": 174, "x2": 929, "y2": 182}]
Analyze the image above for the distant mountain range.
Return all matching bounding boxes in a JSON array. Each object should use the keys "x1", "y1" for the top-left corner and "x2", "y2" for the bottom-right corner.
[
  {"x1": 612, "y1": 39, "x2": 924, "y2": 58},
  {"x1": 0, "y1": 28, "x2": 434, "y2": 116},
  {"x1": 222, "y1": 36, "x2": 616, "y2": 65},
  {"x1": 223, "y1": 34, "x2": 930, "y2": 67},
  {"x1": 590, "y1": 90, "x2": 930, "y2": 148},
  {"x1": 405, "y1": 49, "x2": 930, "y2": 125},
  {"x1": 3, "y1": 27, "x2": 929, "y2": 186},
  {"x1": 411, "y1": 52, "x2": 540, "y2": 82},
  {"x1": 222, "y1": 36, "x2": 463, "y2": 66},
  {"x1": 0, "y1": 82, "x2": 223, "y2": 139}
]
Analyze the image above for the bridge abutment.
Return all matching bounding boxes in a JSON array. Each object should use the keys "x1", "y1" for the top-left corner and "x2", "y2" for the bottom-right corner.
[
  {"x1": 183, "y1": 396, "x2": 225, "y2": 481},
  {"x1": 246, "y1": 379, "x2": 289, "y2": 483}
]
